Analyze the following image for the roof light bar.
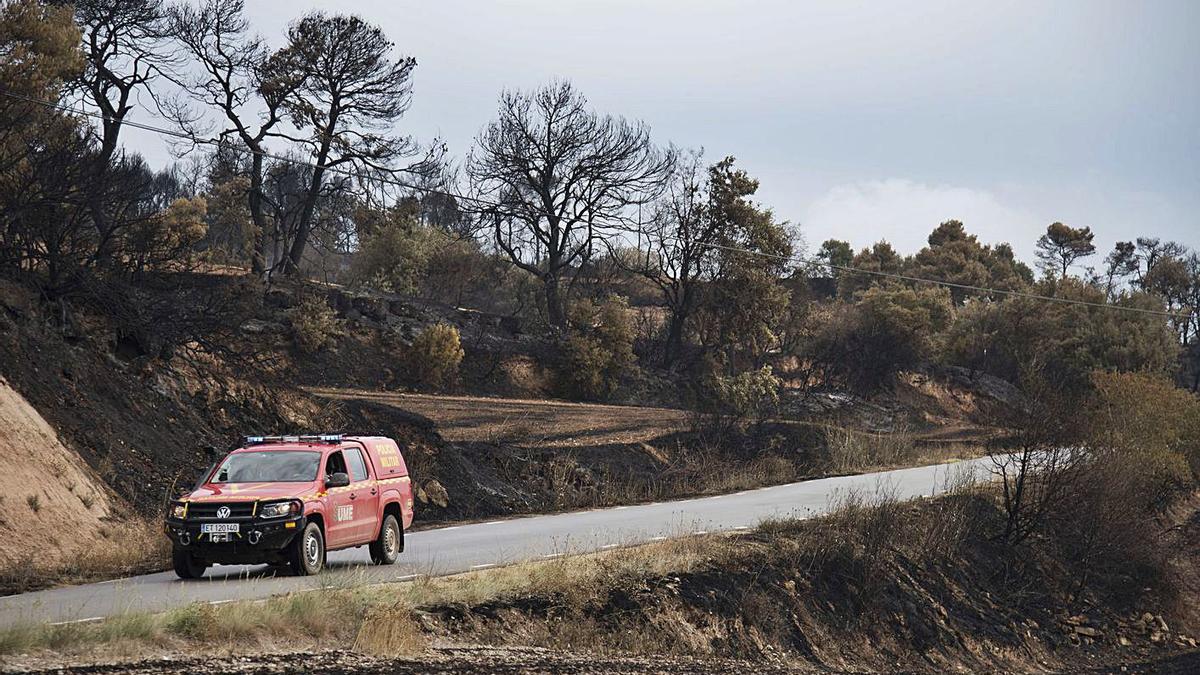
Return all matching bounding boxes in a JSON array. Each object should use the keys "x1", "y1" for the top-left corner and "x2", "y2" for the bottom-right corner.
[{"x1": 243, "y1": 434, "x2": 344, "y2": 446}]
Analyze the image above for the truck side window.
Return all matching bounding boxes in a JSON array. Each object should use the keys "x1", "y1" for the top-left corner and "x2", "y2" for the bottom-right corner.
[
  {"x1": 325, "y1": 451, "x2": 347, "y2": 478},
  {"x1": 345, "y1": 448, "x2": 369, "y2": 482}
]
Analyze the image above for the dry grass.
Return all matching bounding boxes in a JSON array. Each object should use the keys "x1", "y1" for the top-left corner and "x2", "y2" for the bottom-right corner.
[
  {"x1": 821, "y1": 423, "x2": 978, "y2": 474},
  {"x1": 0, "y1": 483, "x2": 984, "y2": 663},
  {"x1": 0, "y1": 518, "x2": 169, "y2": 595},
  {"x1": 0, "y1": 522, "x2": 738, "y2": 661},
  {"x1": 353, "y1": 605, "x2": 428, "y2": 656},
  {"x1": 307, "y1": 388, "x2": 690, "y2": 448}
]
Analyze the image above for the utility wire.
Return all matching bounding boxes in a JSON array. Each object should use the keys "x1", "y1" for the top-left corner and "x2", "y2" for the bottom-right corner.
[
  {"x1": 0, "y1": 88, "x2": 498, "y2": 208},
  {"x1": 2, "y1": 88, "x2": 1193, "y2": 322},
  {"x1": 685, "y1": 239, "x2": 1192, "y2": 321}
]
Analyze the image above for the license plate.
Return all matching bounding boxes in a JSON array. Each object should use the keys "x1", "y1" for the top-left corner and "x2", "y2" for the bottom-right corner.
[{"x1": 201, "y1": 523, "x2": 239, "y2": 534}]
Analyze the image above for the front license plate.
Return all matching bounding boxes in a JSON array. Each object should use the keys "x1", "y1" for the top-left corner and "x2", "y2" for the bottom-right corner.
[{"x1": 201, "y1": 523, "x2": 239, "y2": 534}]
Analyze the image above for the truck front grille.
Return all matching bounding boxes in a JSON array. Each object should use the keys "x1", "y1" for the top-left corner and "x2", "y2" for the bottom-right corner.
[{"x1": 188, "y1": 502, "x2": 255, "y2": 520}]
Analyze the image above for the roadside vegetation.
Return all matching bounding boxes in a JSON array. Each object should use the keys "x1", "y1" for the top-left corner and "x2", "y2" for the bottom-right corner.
[
  {"x1": 2, "y1": 9, "x2": 1200, "y2": 673},
  {"x1": 9, "y1": 364, "x2": 1196, "y2": 669},
  {"x1": 5, "y1": 472, "x2": 1198, "y2": 672}
]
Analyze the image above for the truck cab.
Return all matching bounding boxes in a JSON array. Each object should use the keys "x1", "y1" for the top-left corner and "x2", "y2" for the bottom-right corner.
[{"x1": 164, "y1": 435, "x2": 414, "y2": 578}]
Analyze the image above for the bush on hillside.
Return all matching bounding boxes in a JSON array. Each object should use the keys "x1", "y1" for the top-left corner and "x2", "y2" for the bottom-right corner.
[
  {"x1": 124, "y1": 196, "x2": 209, "y2": 274},
  {"x1": 555, "y1": 296, "x2": 637, "y2": 400},
  {"x1": 690, "y1": 365, "x2": 782, "y2": 438},
  {"x1": 1086, "y1": 370, "x2": 1200, "y2": 495},
  {"x1": 1044, "y1": 371, "x2": 1200, "y2": 596},
  {"x1": 349, "y1": 218, "x2": 436, "y2": 296},
  {"x1": 943, "y1": 277, "x2": 1178, "y2": 384},
  {"x1": 801, "y1": 285, "x2": 952, "y2": 392},
  {"x1": 289, "y1": 294, "x2": 341, "y2": 354},
  {"x1": 405, "y1": 322, "x2": 464, "y2": 390}
]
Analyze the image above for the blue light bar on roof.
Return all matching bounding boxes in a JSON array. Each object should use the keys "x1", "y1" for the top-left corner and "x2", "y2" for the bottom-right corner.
[{"x1": 244, "y1": 434, "x2": 344, "y2": 446}]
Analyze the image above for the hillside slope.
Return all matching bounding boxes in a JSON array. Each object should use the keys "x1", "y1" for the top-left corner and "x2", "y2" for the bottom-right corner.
[{"x1": 0, "y1": 378, "x2": 116, "y2": 568}]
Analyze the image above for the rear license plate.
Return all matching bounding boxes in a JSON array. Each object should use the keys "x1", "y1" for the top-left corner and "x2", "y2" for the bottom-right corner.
[{"x1": 201, "y1": 523, "x2": 239, "y2": 534}]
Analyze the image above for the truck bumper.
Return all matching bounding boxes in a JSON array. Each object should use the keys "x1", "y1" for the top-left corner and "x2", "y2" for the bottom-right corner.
[{"x1": 164, "y1": 516, "x2": 304, "y2": 565}]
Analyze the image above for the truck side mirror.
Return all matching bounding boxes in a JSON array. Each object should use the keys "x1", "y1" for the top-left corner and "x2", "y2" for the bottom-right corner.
[{"x1": 326, "y1": 472, "x2": 350, "y2": 489}]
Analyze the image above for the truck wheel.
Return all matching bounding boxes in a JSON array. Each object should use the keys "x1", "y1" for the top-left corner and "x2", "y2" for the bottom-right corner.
[
  {"x1": 288, "y1": 522, "x2": 325, "y2": 576},
  {"x1": 369, "y1": 514, "x2": 401, "y2": 565},
  {"x1": 172, "y1": 549, "x2": 208, "y2": 579}
]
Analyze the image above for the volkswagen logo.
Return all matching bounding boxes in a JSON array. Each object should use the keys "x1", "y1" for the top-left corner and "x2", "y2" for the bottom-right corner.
[{"x1": 216, "y1": 506, "x2": 231, "y2": 519}]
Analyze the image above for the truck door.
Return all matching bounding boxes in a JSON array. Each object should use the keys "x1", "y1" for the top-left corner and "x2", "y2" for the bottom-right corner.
[
  {"x1": 322, "y1": 450, "x2": 356, "y2": 549},
  {"x1": 343, "y1": 445, "x2": 379, "y2": 544}
]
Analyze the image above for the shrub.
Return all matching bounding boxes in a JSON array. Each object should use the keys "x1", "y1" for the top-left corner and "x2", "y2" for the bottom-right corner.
[
  {"x1": 289, "y1": 294, "x2": 341, "y2": 353},
  {"x1": 124, "y1": 196, "x2": 209, "y2": 274},
  {"x1": 802, "y1": 285, "x2": 952, "y2": 392},
  {"x1": 692, "y1": 365, "x2": 781, "y2": 436},
  {"x1": 405, "y1": 322, "x2": 464, "y2": 389},
  {"x1": 349, "y1": 217, "x2": 434, "y2": 295},
  {"x1": 556, "y1": 296, "x2": 637, "y2": 400},
  {"x1": 1086, "y1": 371, "x2": 1199, "y2": 494},
  {"x1": 1045, "y1": 371, "x2": 1200, "y2": 596},
  {"x1": 944, "y1": 278, "x2": 1178, "y2": 383}
]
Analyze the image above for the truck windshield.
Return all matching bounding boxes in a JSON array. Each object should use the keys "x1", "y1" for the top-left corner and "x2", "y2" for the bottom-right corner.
[{"x1": 211, "y1": 451, "x2": 320, "y2": 483}]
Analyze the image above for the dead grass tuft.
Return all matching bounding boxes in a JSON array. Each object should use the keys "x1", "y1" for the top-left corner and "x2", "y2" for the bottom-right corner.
[{"x1": 353, "y1": 604, "x2": 427, "y2": 656}]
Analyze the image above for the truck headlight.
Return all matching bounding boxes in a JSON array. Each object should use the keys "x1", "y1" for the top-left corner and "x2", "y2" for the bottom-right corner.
[
  {"x1": 259, "y1": 501, "x2": 300, "y2": 519},
  {"x1": 170, "y1": 503, "x2": 187, "y2": 519}
]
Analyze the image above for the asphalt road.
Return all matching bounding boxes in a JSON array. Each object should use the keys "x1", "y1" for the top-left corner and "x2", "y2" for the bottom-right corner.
[{"x1": 0, "y1": 456, "x2": 993, "y2": 629}]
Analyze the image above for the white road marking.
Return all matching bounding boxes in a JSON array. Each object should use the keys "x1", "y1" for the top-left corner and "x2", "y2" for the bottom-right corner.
[
  {"x1": 693, "y1": 530, "x2": 707, "y2": 535},
  {"x1": 49, "y1": 617, "x2": 103, "y2": 626},
  {"x1": 651, "y1": 536, "x2": 666, "y2": 541},
  {"x1": 541, "y1": 553, "x2": 563, "y2": 559},
  {"x1": 470, "y1": 563, "x2": 495, "y2": 570},
  {"x1": 439, "y1": 526, "x2": 461, "y2": 531},
  {"x1": 601, "y1": 543, "x2": 619, "y2": 549},
  {"x1": 208, "y1": 599, "x2": 236, "y2": 606},
  {"x1": 483, "y1": 521, "x2": 504, "y2": 526},
  {"x1": 98, "y1": 577, "x2": 133, "y2": 585},
  {"x1": 733, "y1": 526, "x2": 750, "y2": 531},
  {"x1": 396, "y1": 574, "x2": 420, "y2": 581}
]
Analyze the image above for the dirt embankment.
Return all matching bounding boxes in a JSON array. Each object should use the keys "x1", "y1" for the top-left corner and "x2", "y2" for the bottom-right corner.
[
  {"x1": 412, "y1": 494, "x2": 1200, "y2": 674},
  {"x1": 0, "y1": 378, "x2": 115, "y2": 569}
]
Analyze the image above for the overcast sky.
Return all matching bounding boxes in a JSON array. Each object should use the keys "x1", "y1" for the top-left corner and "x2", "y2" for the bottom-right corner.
[{"x1": 128, "y1": 0, "x2": 1200, "y2": 263}]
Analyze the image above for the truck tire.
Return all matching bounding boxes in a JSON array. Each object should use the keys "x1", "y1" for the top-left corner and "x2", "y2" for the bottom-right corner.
[
  {"x1": 172, "y1": 549, "x2": 208, "y2": 579},
  {"x1": 369, "y1": 514, "x2": 401, "y2": 565},
  {"x1": 288, "y1": 522, "x2": 325, "y2": 576}
]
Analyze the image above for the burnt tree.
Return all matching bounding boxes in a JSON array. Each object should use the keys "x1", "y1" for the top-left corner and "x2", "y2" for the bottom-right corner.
[{"x1": 468, "y1": 80, "x2": 673, "y2": 328}]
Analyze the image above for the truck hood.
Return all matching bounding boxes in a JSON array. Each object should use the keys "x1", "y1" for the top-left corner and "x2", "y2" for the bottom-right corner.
[{"x1": 184, "y1": 482, "x2": 317, "y2": 502}]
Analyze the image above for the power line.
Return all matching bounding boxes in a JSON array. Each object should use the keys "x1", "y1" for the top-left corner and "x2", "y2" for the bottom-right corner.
[
  {"x1": 2, "y1": 88, "x2": 1193, "y2": 322},
  {"x1": 685, "y1": 239, "x2": 1192, "y2": 321},
  {"x1": 0, "y1": 88, "x2": 498, "y2": 208}
]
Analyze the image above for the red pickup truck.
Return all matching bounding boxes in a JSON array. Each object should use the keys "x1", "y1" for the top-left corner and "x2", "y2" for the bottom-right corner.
[{"x1": 164, "y1": 435, "x2": 414, "y2": 578}]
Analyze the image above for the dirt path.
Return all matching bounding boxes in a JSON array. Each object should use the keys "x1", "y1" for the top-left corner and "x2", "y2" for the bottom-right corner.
[
  {"x1": 308, "y1": 388, "x2": 690, "y2": 448},
  {"x1": 8, "y1": 646, "x2": 1199, "y2": 674},
  {"x1": 2, "y1": 647, "x2": 804, "y2": 674}
]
